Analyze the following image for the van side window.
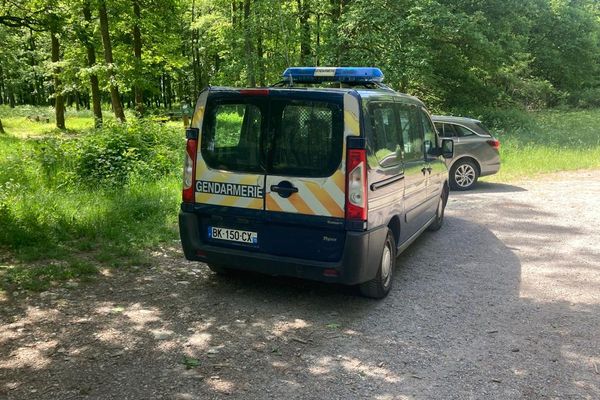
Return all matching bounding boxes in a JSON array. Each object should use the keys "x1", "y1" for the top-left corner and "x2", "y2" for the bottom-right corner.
[
  {"x1": 368, "y1": 102, "x2": 401, "y2": 167},
  {"x1": 396, "y1": 103, "x2": 422, "y2": 162},
  {"x1": 420, "y1": 110, "x2": 438, "y2": 156},
  {"x1": 202, "y1": 102, "x2": 263, "y2": 173}
]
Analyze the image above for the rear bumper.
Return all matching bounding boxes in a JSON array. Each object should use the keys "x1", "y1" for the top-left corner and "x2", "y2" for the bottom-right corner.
[
  {"x1": 480, "y1": 161, "x2": 501, "y2": 177},
  {"x1": 179, "y1": 210, "x2": 386, "y2": 285}
]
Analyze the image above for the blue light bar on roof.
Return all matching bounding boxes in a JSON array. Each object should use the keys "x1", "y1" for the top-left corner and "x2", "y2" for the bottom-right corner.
[{"x1": 282, "y1": 67, "x2": 384, "y2": 83}]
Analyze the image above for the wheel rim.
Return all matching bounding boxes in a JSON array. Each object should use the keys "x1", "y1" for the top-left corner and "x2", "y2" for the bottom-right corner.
[
  {"x1": 381, "y1": 243, "x2": 392, "y2": 288},
  {"x1": 455, "y1": 164, "x2": 475, "y2": 187}
]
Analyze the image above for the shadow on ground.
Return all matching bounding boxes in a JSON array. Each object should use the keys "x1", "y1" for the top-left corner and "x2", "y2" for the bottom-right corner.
[
  {"x1": 452, "y1": 181, "x2": 528, "y2": 195},
  {"x1": 1, "y1": 196, "x2": 599, "y2": 399}
]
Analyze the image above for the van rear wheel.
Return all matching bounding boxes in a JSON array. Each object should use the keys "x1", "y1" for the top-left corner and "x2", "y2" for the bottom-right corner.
[{"x1": 359, "y1": 229, "x2": 395, "y2": 299}]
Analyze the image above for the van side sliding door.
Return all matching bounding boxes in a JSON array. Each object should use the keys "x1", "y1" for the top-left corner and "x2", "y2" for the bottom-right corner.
[{"x1": 396, "y1": 102, "x2": 429, "y2": 241}]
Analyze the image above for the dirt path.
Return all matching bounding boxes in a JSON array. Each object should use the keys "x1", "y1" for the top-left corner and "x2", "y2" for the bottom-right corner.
[{"x1": 2, "y1": 170, "x2": 599, "y2": 399}]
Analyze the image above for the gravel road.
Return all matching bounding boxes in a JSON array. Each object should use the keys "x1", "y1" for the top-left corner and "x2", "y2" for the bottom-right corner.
[{"x1": 1, "y1": 170, "x2": 599, "y2": 399}]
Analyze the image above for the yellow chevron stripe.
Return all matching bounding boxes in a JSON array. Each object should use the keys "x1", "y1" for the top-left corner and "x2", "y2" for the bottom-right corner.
[
  {"x1": 287, "y1": 192, "x2": 315, "y2": 215},
  {"x1": 332, "y1": 171, "x2": 345, "y2": 194},
  {"x1": 344, "y1": 109, "x2": 360, "y2": 136},
  {"x1": 305, "y1": 182, "x2": 344, "y2": 217},
  {"x1": 191, "y1": 106, "x2": 205, "y2": 127},
  {"x1": 247, "y1": 198, "x2": 263, "y2": 210},
  {"x1": 220, "y1": 195, "x2": 240, "y2": 208},
  {"x1": 196, "y1": 192, "x2": 212, "y2": 204},
  {"x1": 266, "y1": 194, "x2": 284, "y2": 212}
]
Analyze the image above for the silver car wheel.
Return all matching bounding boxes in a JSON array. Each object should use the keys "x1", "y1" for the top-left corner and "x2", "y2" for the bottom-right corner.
[
  {"x1": 455, "y1": 164, "x2": 476, "y2": 188},
  {"x1": 381, "y1": 243, "x2": 392, "y2": 288}
]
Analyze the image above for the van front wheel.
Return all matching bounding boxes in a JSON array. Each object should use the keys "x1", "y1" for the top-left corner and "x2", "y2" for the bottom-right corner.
[{"x1": 359, "y1": 229, "x2": 395, "y2": 299}]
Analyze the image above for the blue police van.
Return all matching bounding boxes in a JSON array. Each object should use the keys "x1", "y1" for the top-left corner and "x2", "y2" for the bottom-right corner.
[{"x1": 179, "y1": 67, "x2": 453, "y2": 298}]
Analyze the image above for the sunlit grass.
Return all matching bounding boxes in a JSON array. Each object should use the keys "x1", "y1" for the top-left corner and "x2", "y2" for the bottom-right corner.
[{"x1": 482, "y1": 108, "x2": 600, "y2": 181}]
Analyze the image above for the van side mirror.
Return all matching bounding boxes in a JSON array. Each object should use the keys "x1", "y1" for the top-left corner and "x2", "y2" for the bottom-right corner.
[{"x1": 441, "y1": 139, "x2": 454, "y2": 159}]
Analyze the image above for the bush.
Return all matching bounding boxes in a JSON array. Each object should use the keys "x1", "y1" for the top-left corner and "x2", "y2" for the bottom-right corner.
[
  {"x1": 448, "y1": 107, "x2": 537, "y2": 134},
  {"x1": 75, "y1": 120, "x2": 183, "y2": 187},
  {"x1": 570, "y1": 87, "x2": 600, "y2": 108}
]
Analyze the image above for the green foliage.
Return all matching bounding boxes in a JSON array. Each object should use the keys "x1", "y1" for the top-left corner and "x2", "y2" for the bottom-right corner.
[
  {"x1": 569, "y1": 88, "x2": 600, "y2": 109},
  {"x1": 2, "y1": 0, "x2": 599, "y2": 111},
  {"x1": 180, "y1": 356, "x2": 201, "y2": 369},
  {"x1": 215, "y1": 111, "x2": 244, "y2": 147},
  {"x1": 0, "y1": 109, "x2": 182, "y2": 291},
  {"x1": 76, "y1": 120, "x2": 182, "y2": 186}
]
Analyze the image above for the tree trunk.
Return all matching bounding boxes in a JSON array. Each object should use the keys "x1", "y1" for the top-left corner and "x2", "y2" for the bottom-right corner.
[
  {"x1": 132, "y1": 0, "x2": 143, "y2": 116},
  {"x1": 315, "y1": 12, "x2": 320, "y2": 65},
  {"x1": 28, "y1": 30, "x2": 39, "y2": 105},
  {"x1": 297, "y1": 0, "x2": 311, "y2": 65},
  {"x1": 231, "y1": 0, "x2": 237, "y2": 25},
  {"x1": 256, "y1": 9, "x2": 265, "y2": 86},
  {"x1": 98, "y1": 0, "x2": 126, "y2": 122},
  {"x1": 82, "y1": 1, "x2": 103, "y2": 128},
  {"x1": 243, "y1": 0, "x2": 255, "y2": 86},
  {"x1": 330, "y1": 0, "x2": 346, "y2": 64},
  {"x1": 0, "y1": 65, "x2": 5, "y2": 105},
  {"x1": 51, "y1": 31, "x2": 66, "y2": 130},
  {"x1": 0, "y1": 119, "x2": 5, "y2": 134},
  {"x1": 9, "y1": 91, "x2": 15, "y2": 108}
]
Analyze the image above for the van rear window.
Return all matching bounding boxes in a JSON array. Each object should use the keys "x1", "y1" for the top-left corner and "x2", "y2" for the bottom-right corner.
[
  {"x1": 269, "y1": 100, "x2": 343, "y2": 177},
  {"x1": 201, "y1": 97, "x2": 343, "y2": 177},
  {"x1": 202, "y1": 102, "x2": 264, "y2": 173}
]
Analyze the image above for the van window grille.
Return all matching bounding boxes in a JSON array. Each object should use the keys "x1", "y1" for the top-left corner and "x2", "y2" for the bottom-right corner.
[{"x1": 270, "y1": 102, "x2": 342, "y2": 176}]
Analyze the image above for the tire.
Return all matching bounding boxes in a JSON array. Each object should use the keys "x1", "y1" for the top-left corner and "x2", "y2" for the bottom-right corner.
[
  {"x1": 450, "y1": 159, "x2": 479, "y2": 190},
  {"x1": 359, "y1": 229, "x2": 396, "y2": 299},
  {"x1": 427, "y1": 187, "x2": 448, "y2": 232}
]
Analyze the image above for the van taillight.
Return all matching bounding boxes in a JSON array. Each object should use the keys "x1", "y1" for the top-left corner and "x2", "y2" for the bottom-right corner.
[
  {"x1": 487, "y1": 139, "x2": 500, "y2": 150},
  {"x1": 182, "y1": 138, "x2": 197, "y2": 203},
  {"x1": 345, "y1": 149, "x2": 368, "y2": 222}
]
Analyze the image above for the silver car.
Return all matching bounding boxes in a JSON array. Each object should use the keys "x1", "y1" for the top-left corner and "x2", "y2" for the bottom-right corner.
[{"x1": 432, "y1": 116, "x2": 501, "y2": 190}]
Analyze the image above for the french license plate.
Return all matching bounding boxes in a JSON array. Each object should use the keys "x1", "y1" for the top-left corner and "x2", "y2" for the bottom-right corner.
[{"x1": 208, "y1": 226, "x2": 258, "y2": 244}]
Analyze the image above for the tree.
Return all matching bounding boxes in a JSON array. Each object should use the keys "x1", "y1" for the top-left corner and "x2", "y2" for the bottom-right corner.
[
  {"x1": 1, "y1": 1, "x2": 67, "y2": 127},
  {"x1": 296, "y1": 0, "x2": 311, "y2": 64},
  {"x1": 49, "y1": 14, "x2": 65, "y2": 129},
  {"x1": 131, "y1": 0, "x2": 143, "y2": 115},
  {"x1": 98, "y1": 0, "x2": 126, "y2": 122},
  {"x1": 80, "y1": 1, "x2": 103, "y2": 127}
]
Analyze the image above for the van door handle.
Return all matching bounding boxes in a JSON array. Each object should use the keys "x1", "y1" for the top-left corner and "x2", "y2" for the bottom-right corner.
[{"x1": 271, "y1": 181, "x2": 298, "y2": 198}]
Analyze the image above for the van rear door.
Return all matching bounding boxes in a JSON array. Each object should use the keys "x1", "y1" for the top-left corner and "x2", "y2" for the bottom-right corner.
[
  {"x1": 193, "y1": 89, "x2": 358, "y2": 263},
  {"x1": 193, "y1": 90, "x2": 267, "y2": 252},
  {"x1": 262, "y1": 90, "x2": 348, "y2": 262}
]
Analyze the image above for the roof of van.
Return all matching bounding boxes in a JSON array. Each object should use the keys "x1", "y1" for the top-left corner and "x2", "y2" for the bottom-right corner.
[{"x1": 206, "y1": 86, "x2": 426, "y2": 107}]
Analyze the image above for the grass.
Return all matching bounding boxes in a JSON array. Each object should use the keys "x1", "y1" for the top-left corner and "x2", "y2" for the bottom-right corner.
[
  {"x1": 0, "y1": 105, "x2": 183, "y2": 292},
  {"x1": 1, "y1": 105, "x2": 599, "y2": 292},
  {"x1": 479, "y1": 108, "x2": 600, "y2": 181}
]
